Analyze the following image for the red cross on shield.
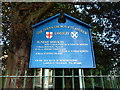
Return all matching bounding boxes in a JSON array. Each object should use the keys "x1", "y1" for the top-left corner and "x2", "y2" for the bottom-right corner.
[{"x1": 46, "y1": 32, "x2": 53, "y2": 39}]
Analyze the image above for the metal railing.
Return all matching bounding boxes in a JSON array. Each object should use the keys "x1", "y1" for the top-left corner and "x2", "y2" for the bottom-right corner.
[{"x1": 1, "y1": 68, "x2": 120, "y2": 89}]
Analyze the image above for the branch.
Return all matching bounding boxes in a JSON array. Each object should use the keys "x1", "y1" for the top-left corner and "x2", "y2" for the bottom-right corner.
[
  {"x1": 11, "y1": 3, "x2": 25, "y2": 24},
  {"x1": 24, "y1": 3, "x2": 54, "y2": 28}
]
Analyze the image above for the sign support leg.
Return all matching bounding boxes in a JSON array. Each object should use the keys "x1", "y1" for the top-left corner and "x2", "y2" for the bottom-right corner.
[
  {"x1": 43, "y1": 69, "x2": 49, "y2": 89},
  {"x1": 39, "y1": 68, "x2": 42, "y2": 88},
  {"x1": 49, "y1": 69, "x2": 53, "y2": 88},
  {"x1": 79, "y1": 69, "x2": 83, "y2": 89},
  {"x1": 82, "y1": 69, "x2": 85, "y2": 88}
]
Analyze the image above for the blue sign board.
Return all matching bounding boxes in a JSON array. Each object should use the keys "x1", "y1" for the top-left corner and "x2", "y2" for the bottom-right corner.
[{"x1": 29, "y1": 13, "x2": 96, "y2": 68}]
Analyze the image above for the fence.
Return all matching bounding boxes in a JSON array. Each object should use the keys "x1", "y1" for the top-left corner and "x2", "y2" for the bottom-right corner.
[{"x1": 1, "y1": 68, "x2": 120, "y2": 89}]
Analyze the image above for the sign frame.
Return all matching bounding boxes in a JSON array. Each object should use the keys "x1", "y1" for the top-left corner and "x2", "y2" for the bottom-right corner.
[{"x1": 29, "y1": 13, "x2": 96, "y2": 68}]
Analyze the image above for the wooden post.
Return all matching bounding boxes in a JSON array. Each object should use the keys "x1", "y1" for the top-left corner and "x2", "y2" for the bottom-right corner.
[
  {"x1": 43, "y1": 69, "x2": 49, "y2": 89},
  {"x1": 49, "y1": 69, "x2": 53, "y2": 88},
  {"x1": 35, "y1": 68, "x2": 42, "y2": 88},
  {"x1": 79, "y1": 69, "x2": 83, "y2": 89},
  {"x1": 39, "y1": 68, "x2": 42, "y2": 87}
]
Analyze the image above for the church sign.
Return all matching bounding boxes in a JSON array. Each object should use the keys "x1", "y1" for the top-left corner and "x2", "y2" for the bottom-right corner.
[{"x1": 29, "y1": 13, "x2": 96, "y2": 68}]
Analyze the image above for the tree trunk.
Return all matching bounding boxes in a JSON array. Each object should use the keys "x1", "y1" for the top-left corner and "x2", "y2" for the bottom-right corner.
[
  {"x1": 6, "y1": 23, "x2": 33, "y2": 88},
  {"x1": 5, "y1": 3, "x2": 54, "y2": 88}
]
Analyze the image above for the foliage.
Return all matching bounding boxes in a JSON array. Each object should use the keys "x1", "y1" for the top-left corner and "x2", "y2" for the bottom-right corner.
[
  {"x1": 2, "y1": 3, "x2": 12, "y2": 70},
  {"x1": 73, "y1": 2, "x2": 119, "y2": 72}
]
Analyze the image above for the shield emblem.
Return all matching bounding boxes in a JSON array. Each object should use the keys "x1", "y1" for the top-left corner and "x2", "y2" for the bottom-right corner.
[
  {"x1": 71, "y1": 31, "x2": 78, "y2": 39},
  {"x1": 46, "y1": 32, "x2": 53, "y2": 39}
]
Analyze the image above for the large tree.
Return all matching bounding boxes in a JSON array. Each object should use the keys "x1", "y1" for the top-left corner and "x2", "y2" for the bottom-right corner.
[{"x1": 3, "y1": 2, "x2": 55, "y2": 88}]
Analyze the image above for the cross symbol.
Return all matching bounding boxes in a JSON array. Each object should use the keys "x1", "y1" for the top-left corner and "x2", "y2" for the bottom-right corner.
[
  {"x1": 71, "y1": 32, "x2": 78, "y2": 39},
  {"x1": 46, "y1": 32, "x2": 53, "y2": 39}
]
